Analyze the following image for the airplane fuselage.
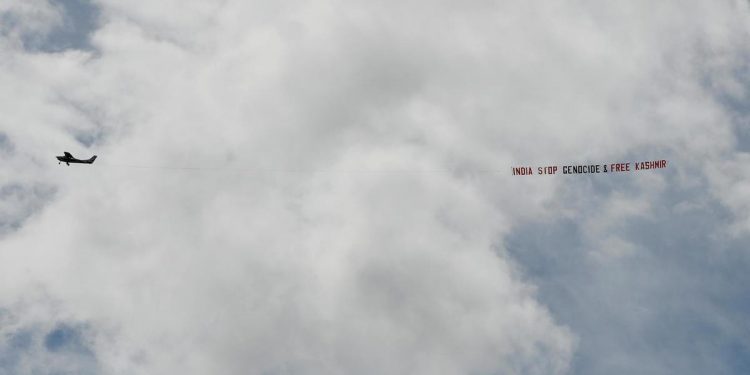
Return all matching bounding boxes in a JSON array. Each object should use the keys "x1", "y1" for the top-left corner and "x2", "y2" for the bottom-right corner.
[{"x1": 56, "y1": 153, "x2": 97, "y2": 166}]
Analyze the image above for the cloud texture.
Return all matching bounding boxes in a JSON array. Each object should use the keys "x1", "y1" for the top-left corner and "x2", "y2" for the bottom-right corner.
[{"x1": 1, "y1": 0, "x2": 750, "y2": 374}]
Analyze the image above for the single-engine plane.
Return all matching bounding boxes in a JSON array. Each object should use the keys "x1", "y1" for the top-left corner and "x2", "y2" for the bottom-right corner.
[{"x1": 56, "y1": 152, "x2": 97, "y2": 166}]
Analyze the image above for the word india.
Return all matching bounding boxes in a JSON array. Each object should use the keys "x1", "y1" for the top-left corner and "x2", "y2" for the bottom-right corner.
[{"x1": 512, "y1": 160, "x2": 667, "y2": 176}]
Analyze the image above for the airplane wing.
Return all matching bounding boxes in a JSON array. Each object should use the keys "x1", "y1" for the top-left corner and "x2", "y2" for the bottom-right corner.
[{"x1": 64, "y1": 152, "x2": 73, "y2": 158}]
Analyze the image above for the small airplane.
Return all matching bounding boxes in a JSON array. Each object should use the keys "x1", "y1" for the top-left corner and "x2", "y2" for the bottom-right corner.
[{"x1": 56, "y1": 152, "x2": 97, "y2": 166}]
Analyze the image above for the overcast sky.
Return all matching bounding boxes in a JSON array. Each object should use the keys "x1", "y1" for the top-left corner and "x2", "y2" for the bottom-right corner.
[{"x1": 1, "y1": 0, "x2": 750, "y2": 374}]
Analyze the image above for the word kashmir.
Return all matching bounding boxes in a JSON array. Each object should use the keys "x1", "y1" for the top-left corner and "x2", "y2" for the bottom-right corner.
[{"x1": 512, "y1": 160, "x2": 667, "y2": 176}]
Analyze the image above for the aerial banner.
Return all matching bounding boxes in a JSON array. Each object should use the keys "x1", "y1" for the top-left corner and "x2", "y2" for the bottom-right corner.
[{"x1": 511, "y1": 160, "x2": 668, "y2": 176}]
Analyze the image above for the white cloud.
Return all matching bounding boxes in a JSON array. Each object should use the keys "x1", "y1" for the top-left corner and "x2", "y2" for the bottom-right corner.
[{"x1": 2, "y1": 0, "x2": 750, "y2": 373}]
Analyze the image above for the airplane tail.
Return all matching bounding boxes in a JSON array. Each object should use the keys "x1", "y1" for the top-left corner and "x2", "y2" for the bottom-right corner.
[{"x1": 87, "y1": 155, "x2": 97, "y2": 164}]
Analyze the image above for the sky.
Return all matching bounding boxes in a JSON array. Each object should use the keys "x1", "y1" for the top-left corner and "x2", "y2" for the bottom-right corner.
[{"x1": 1, "y1": 0, "x2": 750, "y2": 374}]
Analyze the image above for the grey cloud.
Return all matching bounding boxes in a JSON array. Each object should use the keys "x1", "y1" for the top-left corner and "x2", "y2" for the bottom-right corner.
[
  {"x1": 0, "y1": 183, "x2": 56, "y2": 237},
  {"x1": 55, "y1": 97, "x2": 110, "y2": 148},
  {"x1": 695, "y1": 48, "x2": 750, "y2": 153},
  {"x1": 0, "y1": 133, "x2": 14, "y2": 155},
  {"x1": 1, "y1": 0, "x2": 100, "y2": 53}
]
